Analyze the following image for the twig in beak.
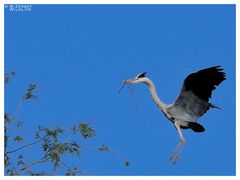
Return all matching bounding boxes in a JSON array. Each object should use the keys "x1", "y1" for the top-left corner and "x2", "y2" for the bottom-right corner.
[{"x1": 118, "y1": 80, "x2": 127, "y2": 94}]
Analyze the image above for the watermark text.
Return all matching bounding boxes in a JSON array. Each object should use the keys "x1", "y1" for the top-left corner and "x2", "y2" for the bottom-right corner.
[{"x1": 5, "y1": 4, "x2": 32, "y2": 12}]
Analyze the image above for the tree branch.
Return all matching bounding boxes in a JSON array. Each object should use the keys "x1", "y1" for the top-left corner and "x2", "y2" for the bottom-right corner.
[
  {"x1": 6, "y1": 135, "x2": 47, "y2": 154},
  {"x1": 16, "y1": 155, "x2": 49, "y2": 174}
]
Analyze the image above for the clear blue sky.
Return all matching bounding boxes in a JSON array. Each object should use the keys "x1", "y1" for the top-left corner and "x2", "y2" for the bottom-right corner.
[{"x1": 5, "y1": 4, "x2": 235, "y2": 175}]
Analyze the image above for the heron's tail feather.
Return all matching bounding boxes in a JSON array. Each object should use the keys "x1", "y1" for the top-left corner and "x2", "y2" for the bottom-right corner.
[{"x1": 188, "y1": 122, "x2": 205, "y2": 133}]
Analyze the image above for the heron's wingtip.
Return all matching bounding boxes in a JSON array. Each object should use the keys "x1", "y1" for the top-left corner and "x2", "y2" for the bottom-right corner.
[{"x1": 210, "y1": 103, "x2": 221, "y2": 110}]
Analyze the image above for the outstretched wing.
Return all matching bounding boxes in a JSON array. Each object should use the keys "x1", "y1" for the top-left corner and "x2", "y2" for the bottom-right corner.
[
  {"x1": 167, "y1": 66, "x2": 226, "y2": 122},
  {"x1": 184, "y1": 66, "x2": 226, "y2": 101}
]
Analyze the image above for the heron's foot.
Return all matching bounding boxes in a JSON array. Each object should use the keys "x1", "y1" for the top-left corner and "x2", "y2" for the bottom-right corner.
[
  {"x1": 169, "y1": 151, "x2": 181, "y2": 165},
  {"x1": 169, "y1": 142, "x2": 184, "y2": 165}
]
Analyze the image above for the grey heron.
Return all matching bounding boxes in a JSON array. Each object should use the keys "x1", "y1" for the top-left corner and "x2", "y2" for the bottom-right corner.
[{"x1": 122, "y1": 66, "x2": 226, "y2": 164}]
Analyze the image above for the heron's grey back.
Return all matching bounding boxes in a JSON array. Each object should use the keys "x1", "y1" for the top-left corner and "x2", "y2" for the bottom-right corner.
[{"x1": 167, "y1": 85, "x2": 210, "y2": 122}]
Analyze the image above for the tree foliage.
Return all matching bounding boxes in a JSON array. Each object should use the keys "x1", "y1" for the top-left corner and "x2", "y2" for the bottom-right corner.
[{"x1": 4, "y1": 70, "x2": 130, "y2": 175}]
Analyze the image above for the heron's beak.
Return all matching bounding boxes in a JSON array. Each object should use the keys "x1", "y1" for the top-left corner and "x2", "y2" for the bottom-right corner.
[
  {"x1": 118, "y1": 78, "x2": 137, "y2": 93},
  {"x1": 124, "y1": 78, "x2": 137, "y2": 84}
]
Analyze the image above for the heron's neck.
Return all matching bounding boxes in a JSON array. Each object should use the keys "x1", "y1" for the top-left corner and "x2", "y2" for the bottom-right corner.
[{"x1": 144, "y1": 78, "x2": 166, "y2": 111}]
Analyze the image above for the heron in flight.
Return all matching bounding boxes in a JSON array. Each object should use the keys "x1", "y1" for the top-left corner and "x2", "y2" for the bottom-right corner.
[{"x1": 122, "y1": 66, "x2": 226, "y2": 164}]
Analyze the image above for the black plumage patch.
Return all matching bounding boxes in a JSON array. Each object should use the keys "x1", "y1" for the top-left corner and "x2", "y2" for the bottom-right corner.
[
  {"x1": 137, "y1": 72, "x2": 147, "y2": 78},
  {"x1": 170, "y1": 116, "x2": 175, "y2": 121},
  {"x1": 187, "y1": 122, "x2": 205, "y2": 132},
  {"x1": 184, "y1": 66, "x2": 226, "y2": 102}
]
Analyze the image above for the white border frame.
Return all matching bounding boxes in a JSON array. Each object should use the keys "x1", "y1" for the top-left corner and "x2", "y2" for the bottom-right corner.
[{"x1": 1, "y1": 0, "x2": 238, "y2": 178}]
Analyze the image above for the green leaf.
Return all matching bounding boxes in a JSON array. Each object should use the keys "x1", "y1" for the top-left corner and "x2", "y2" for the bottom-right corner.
[
  {"x1": 125, "y1": 160, "x2": 130, "y2": 167},
  {"x1": 65, "y1": 167, "x2": 81, "y2": 176},
  {"x1": 98, "y1": 144, "x2": 110, "y2": 152},
  {"x1": 13, "y1": 136, "x2": 23, "y2": 142},
  {"x1": 28, "y1": 83, "x2": 37, "y2": 92},
  {"x1": 11, "y1": 70, "x2": 17, "y2": 76},
  {"x1": 35, "y1": 131, "x2": 41, "y2": 139},
  {"x1": 4, "y1": 113, "x2": 12, "y2": 124},
  {"x1": 4, "y1": 75, "x2": 10, "y2": 84},
  {"x1": 23, "y1": 92, "x2": 38, "y2": 100},
  {"x1": 16, "y1": 121, "x2": 24, "y2": 128},
  {"x1": 17, "y1": 160, "x2": 24, "y2": 167},
  {"x1": 79, "y1": 123, "x2": 96, "y2": 140}
]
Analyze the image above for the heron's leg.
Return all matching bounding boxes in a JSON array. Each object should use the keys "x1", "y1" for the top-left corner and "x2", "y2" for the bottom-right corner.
[{"x1": 169, "y1": 122, "x2": 186, "y2": 164}]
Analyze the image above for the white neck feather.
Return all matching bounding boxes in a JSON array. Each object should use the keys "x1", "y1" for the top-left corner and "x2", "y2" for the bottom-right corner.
[{"x1": 144, "y1": 78, "x2": 166, "y2": 111}]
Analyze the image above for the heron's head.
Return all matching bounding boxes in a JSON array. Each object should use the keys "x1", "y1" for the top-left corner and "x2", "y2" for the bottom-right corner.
[{"x1": 124, "y1": 72, "x2": 148, "y2": 84}]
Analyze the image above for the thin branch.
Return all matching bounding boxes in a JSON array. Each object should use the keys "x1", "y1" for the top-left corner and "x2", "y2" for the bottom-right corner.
[
  {"x1": 4, "y1": 126, "x2": 7, "y2": 155},
  {"x1": 16, "y1": 155, "x2": 49, "y2": 174},
  {"x1": 60, "y1": 159, "x2": 70, "y2": 169},
  {"x1": 7, "y1": 127, "x2": 36, "y2": 134},
  {"x1": 6, "y1": 135, "x2": 47, "y2": 154},
  {"x1": 11, "y1": 100, "x2": 24, "y2": 122},
  {"x1": 53, "y1": 159, "x2": 59, "y2": 176}
]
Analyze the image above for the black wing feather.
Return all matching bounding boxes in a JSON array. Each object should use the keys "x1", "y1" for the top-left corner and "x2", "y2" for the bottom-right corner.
[{"x1": 184, "y1": 66, "x2": 226, "y2": 101}]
